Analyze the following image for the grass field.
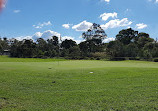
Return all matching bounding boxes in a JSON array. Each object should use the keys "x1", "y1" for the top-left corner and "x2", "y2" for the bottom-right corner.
[{"x1": 0, "y1": 56, "x2": 158, "y2": 111}]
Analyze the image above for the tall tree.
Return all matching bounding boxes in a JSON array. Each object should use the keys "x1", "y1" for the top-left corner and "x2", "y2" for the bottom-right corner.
[
  {"x1": 10, "y1": 39, "x2": 22, "y2": 57},
  {"x1": 82, "y1": 23, "x2": 107, "y2": 42},
  {"x1": 116, "y1": 28, "x2": 138, "y2": 45},
  {"x1": 47, "y1": 36, "x2": 59, "y2": 57},
  {"x1": 21, "y1": 39, "x2": 37, "y2": 58},
  {"x1": 36, "y1": 38, "x2": 47, "y2": 52}
]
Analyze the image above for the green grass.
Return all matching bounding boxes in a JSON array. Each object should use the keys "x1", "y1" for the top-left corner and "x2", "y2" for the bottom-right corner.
[
  {"x1": 0, "y1": 56, "x2": 158, "y2": 111},
  {"x1": 0, "y1": 56, "x2": 66, "y2": 62}
]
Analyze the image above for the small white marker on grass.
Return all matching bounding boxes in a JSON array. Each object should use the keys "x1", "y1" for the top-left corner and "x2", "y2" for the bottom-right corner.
[{"x1": 90, "y1": 72, "x2": 94, "y2": 74}]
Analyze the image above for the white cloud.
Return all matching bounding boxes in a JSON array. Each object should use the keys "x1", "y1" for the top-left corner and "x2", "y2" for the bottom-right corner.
[
  {"x1": 14, "y1": 30, "x2": 83, "y2": 44},
  {"x1": 104, "y1": 0, "x2": 110, "y2": 3},
  {"x1": 33, "y1": 30, "x2": 61, "y2": 40},
  {"x1": 16, "y1": 30, "x2": 61, "y2": 41},
  {"x1": 15, "y1": 36, "x2": 33, "y2": 41},
  {"x1": 136, "y1": 23, "x2": 147, "y2": 29},
  {"x1": 13, "y1": 10, "x2": 21, "y2": 13},
  {"x1": 100, "y1": 0, "x2": 110, "y2": 3},
  {"x1": 103, "y1": 37, "x2": 115, "y2": 43},
  {"x1": 72, "y1": 21, "x2": 93, "y2": 31},
  {"x1": 100, "y1": 12, "x2": 117, "y2": 21},
  {"x1": 101, "y1": 18, "x2": 132, "y2": 30},
  {"x1": 62, "y1": 36, "x2": 74, "y2": 41},
  {"x1": 32, "y1": 32, "x2": 42, "y2": 39},
  {"x1": 62, "y1": 24, "x2": 72, "y2": 29},
  {"x1": 33, "y1": 21, "x2": 52, "y2": 29},
  {"x1": 62, "y1": 36, "x2": 83, "y2": 44}
]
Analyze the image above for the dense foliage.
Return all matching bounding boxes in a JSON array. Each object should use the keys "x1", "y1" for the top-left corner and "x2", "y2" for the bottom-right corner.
[{"x1": 0, "y1": 24, "x2": 158, "y2": 61}]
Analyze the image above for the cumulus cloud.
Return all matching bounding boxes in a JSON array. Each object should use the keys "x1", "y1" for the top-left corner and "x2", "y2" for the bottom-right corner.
[
  {"x1": 136, "y1": 23, "x2": 147, "y2": 29},
  {"x1": 15, "y1": 36, "x2": 33, "y2": 41},
  {"x1": 13, "y1": 10, "x2": 21, "y2": 13},
  {"x1": 32, "y1": 30, "x2": 61, "y2": 40},
  {"x1": 33, "y1": 21, "x2": 52, "y2": 29},
  {"x1": 103, "y1": 37, "x2": 115, "y2": 43},
  {"x1": 32, "y1": 32, "x2": 42, "y2": 39},
  {"x1": 62, "y1": 24, "x2": 72, "y2": 29},
  {"x1": 72, "y1": 21, "x2": 93, "y2": 31},
  {"x1": 15, "y1": 30, "x2": 60, "y2": 41},
  {"x1": 101, "y1": 18, "x2": 132, "y2": 30},
  {"x1": 15, "y1": 30, "x2": 82, "y2": 44},
  {"x1": 100, "y1": 12, "x2": 117, "y2": 21}
]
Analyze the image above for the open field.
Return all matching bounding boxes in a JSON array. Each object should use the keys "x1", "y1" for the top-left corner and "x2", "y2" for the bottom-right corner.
[
  {"x1": 0, "y1": 56, "x2": 66, "y2": 62},
  {"x1": 0, "y1": 56, "x2": 158, "y2": 111}
]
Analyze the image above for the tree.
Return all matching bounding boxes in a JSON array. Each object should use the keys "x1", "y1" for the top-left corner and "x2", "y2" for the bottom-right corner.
[
  {"x1": 116, "y1": 28, "x2": 138, "y2": 45},
  {"x1": 125, "y1": 43, "x2": 139, "y2": 57},
  {"x1": 61, "y1": 39, "x2": 77, "y2": 49},
  {"x1": 82, "y1": 23, "x2": 107, "y2": 42},
  {"x1": 10, "y1": 39, "x2": 22, "y2": 57},
  {"x1": 20, "y1": 39, "x2": 37, "y2": 58},
  {"x1": 151, "y1": 43, "x2": 158, "y2": 58},
  {"x1": 52, "y1": 36, "x2": 59, "y2": 46},
  {"x1": 106, "y1": 41, "x2": 125, "y2": 58},
  {"x1": 79, "y1": 41, "x2": 89, "y2": 57},
  {"x1": 60, "y1": 49, "x2": 69, "y2": 57},
  {"x1": 68, "y1": 46, "x2": 81, "y2": 59},
  {"x1": 0, "y1": 38, "x2": 3, "y2": 55},
  {"x1": 79, "y1": 23, "x2": 107, "y2": 57},
  {"x1": 79, "y1": 39, "x2": 105, "y2": 57},
  {"x1": 137, "y1": 33, "x2": 154, "y2": 48},
  {"x1": 36, "y1": 38, "x2": 47, "y2": 52},
  {"x1": 47, "y1": 36, "x2": 59, "y2": 57}
]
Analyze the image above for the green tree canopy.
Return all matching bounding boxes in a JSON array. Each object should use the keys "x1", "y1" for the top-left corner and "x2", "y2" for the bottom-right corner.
[
  {"x1": 82, "y1": 23, "x2": 107, "y2": 42},
  {"x1": 116, "y1": 28, "x2": 138, "y2": 45},
  {"x1": 61, "y1": 39, "x2": 77, "y2": 49}
]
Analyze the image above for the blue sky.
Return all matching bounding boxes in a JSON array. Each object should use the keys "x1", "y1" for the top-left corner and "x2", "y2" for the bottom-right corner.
[{"x1": 0, "y1": 0, "x2": 158, "y2": 43}]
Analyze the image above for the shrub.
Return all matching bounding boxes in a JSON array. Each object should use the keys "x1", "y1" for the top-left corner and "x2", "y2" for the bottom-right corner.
[
  {"x1": 153, "y1": 58, "x2": 158, "y2": 62},
  {"x1": 110, "y1": 57, "x2": 126, "y2": 61},
  {"x1": 129, "y1": 57, "x2": 140, "y2": 60},
  {"x1": 90, "y1": 52, "x2": 106, "y2": 59}
]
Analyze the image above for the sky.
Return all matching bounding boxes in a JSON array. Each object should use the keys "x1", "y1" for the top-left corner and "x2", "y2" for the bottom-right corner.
[{"x1": 0, "y1": 0, "x2": 158, "y2": 43}]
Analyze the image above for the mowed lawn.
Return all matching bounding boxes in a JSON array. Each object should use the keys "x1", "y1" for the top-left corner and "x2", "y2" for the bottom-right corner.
[{"x1": 0, "y1": 57, "x2": 158, "y2": 111}]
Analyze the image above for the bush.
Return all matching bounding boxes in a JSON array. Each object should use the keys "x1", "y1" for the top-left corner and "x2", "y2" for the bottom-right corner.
[
  {"x1": 96, "y1": 57, "x2": 101, "y2": 60},
  {"x1": 90, "y1": 57, "x2": 95, "y2": 60},
  {"x1": 41, "y1": 56, "x2": 48, "y2": 59},
  {"x1": 153, "y1": 58, "x2": 158, "y2": 62},
  {"x1": 110, "y1": 57, "x2": 126, "y2": 61},
  {"x1": 129, "y1": 57, "x2": 140, "y2": 60},
  {"x1": 90, "y1": 52, "x2": 106, "y2": 59}
]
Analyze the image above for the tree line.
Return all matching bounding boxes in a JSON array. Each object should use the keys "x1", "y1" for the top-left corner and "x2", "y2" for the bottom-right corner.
[{"x1": 0, "y1": 23, "x2": 158, "y2": 61}]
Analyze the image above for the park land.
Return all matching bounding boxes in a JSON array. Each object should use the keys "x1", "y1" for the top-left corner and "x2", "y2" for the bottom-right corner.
[{"x1": 0, "y1": 56, "x2": 158, "y2": 110}]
